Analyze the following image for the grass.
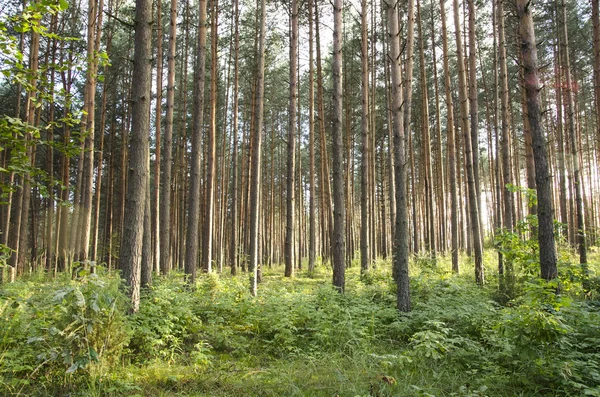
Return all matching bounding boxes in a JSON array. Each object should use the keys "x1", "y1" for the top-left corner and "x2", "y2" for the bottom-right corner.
[{"x1": 1, "y1": 247, "x2": 600, "y2": 396}]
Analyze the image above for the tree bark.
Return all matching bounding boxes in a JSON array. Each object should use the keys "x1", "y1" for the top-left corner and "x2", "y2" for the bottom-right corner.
[
  {"x1": 517, "y1": 0, "x2": 557, "y2": 280},
  {"x1": 159, "y1": 0, "x2": 178, "y2": 275},
  {"x1": 249, "y1": 0, "x2": 266, "y2": 296},
  {"x1": 331, "y1": 0, "x2": 345, "y2": 292},
  {"x1": 285, "y1": 0, "x2": 298, "y2": 278},
  {"x1": 185, "y1": 0, "x2": 208, "y2": 284},
  {"x1": 387, "y1": 0, "x2": 410, "y2": 311},
  {"x1": 120, "y1": 0, "x2": 152, "y2": 313},
  {"x1": 360, "y1": 0, "x2": 370, "y2": 273},
  {"x1": 439, "y1": 0, "x2": 458, "y2": 273}
]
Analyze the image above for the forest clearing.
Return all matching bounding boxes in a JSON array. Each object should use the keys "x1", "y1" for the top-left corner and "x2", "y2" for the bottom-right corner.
[{"x1": 1, "y1": 249, "x2": 600, "y2": 396}]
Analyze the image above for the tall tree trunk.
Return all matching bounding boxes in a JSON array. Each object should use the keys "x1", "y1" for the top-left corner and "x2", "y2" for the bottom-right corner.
[
  {"x1": 360, "y1": 0, "x2": 370, "y2": 273},
  {"x1": 388, "y1": 0, "x2": 410, "y2": 311},
  {"x1": 160, "y1": 0, "x2": 178, "y2": 275},
  {"x1": 315, "y1": 2, "x2": 333, "y2": 263},
  {"x1": 120, "y1": 0, "x2": 152, "y2": 312},
  {"x1": 417, "y1": 0, "x2": 435, "y2": 261},
  {"x1": 430, "y1": 0, "x2": 445, "y2": 254},
  {"x1": 285, "y1": 0, "x2": 298, "y2": 278},
  {"x1": 185, "y1": 0, "x2": 208, "y2": 283},
  {"x1": 230, "y1": 0, "x2": 240, "y2": 275},
  {"x1": 249, "y1": 0, "x2": 266, "y2": 296},
  {"x1": 153, "y1": 0, "x2": 163, "y2": 274},
  {"x1": 498, "y1": 0, "x2": 514, "y2": 233},
  {"x1": 203, "y1": 0, "x2": 218, "y2": 273},
  {"x1": 593, "y1": 0, "x2": 600, "y2": 146},
  {"x1": 440, "y1": 0, "x2": 459, "y2": 273},
  {"x1": 79, "y1": 0, "x2": 103, "y2": 261},
  {"x1": 560, "y1": 0, "x2": 587, "y2": 265},
  {"x1": 517, "y1": 0, "x2": 557, "y2": 280},
  {"x1": 308, "y1": 0, "x2": 316, "y2": 272},
  {"x1": 331, "y1": 0, "x2": 345, "y2": 292},
  {"x1": 462, "y1": 0, "x2": 483, "y2": 284}
]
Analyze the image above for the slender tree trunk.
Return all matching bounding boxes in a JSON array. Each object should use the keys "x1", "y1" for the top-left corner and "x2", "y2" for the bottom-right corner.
[
  {"x1": 360, "y1": 0, "x2": 370, "y2": 273},
  {"x1": 331, "y1": 0, "x2": 345, "y2": 291},
  {"x1": 79, "y1": 0, "x2": 103, "y2": 262},
  {"x1": 202, "y1": 0, "x2": 218, "y2": 273},
  {"x1": 417, "y1": 0, "x2": 435, "y2": 261},
  {"x1": 249, "y1": 0, "x2": 266, "y2": 296},
  {"x1": 120, "y1": 0, "x2": 152, "y2": 313},
  {"x1": 440, "y1": 0, "x2": 458, "y2": 273},
  {"x1": 387, "y1": 0, "x2": 410, "y2": 311},
  {"x1": 185, "y1": 0, "x2": 208, "y2": 283},
  {"x1": 460, "y1": 0, "x2": 483, "y2": 284},
  {"x1": 430, "y1": 0, "x2": 445, "y2": 254},
  {"x1": 498, "y1": 0, "x2": 514, "y2": 233},
  {"x1": 153, "y1": 0, "x2": 163, "y2": 274},
  {"x1": 308, "y1": 0, "x2": 316, "y2": 272},
  {"x1": 560, "y1": 0, "x2": 587, "y2": 265},
  {"x1": 230, "y1": 0, "x2": 240, "y2": 275},
  {"x1": 517, "y1": 0, "x2": 557, "y2": 280},
  {"x1": 160, "y1": 0, "x2": 178, "y2": 275},
  {"x1": 285, "y1": 0, "x2": 298, "y2": 278},
  {"x1": 593, "y1": 0, "x2": 600, "y2": 146},
  {"x1": 315, "y1": 2, "x2": 333, "y2": 263}
]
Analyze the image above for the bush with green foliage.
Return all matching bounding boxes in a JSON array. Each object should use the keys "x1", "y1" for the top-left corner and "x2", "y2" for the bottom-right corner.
[{"x1": 0, "y1": 270, "x2": 128, "y2": 394}]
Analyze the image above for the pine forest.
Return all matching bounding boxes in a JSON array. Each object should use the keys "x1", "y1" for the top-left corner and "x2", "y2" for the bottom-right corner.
[{"x1": 1, "y1": 0, "x2": 600, "y2": 395}]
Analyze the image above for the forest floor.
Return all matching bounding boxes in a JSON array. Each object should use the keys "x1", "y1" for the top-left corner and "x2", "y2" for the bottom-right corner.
[{"x1": 2, "y1": 247, "x2": 600, "y2": 396}]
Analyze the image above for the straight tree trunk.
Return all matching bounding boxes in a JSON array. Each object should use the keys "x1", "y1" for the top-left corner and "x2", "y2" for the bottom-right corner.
[
  {"x1": 517, "y1": 0, "x2": 557, "y2": 279},
  {"x1": 417, "y1": 0, "x2": 435, "y2": 260},
  {"x1": 387, "y1": 0, "x2": 410, "y2": 311},
  {"x1": 439, "y1": 0, "x2": 459, "y2": 273},
  {"x1": 249, "y1": 0, "x2": 266, "y2": 296},
  {"x1": 461, "y1": 0, "x2": 483, "y2": 284},
  {"x1": 285, "y1": 0, "x2": 298, "y2": 278},
  {"x1": 498, "y1": 0, "x2": 514, "y2": 233},
  {"x1": 308, "y1": 0, "x2": 316, "y2": 272},
  {"x1": 360, "y1": 0, "x2": 370, "y2": 273},
  {"x1": 230, "y1": 0, "x2": 240, "y2": 275},
  {"x1": 560, "y1": 0, "x2": 587, "y2": 265},
  {"x1": 160, "y1": 0, "x2": 178, "y2": 275},
  {"x1": 79, "y1": 0, "x2": 103, "y2": 261},
  {"x1": 185, "y1": 0, "x2": 208, "y2": 283},
  {"x1": 120, "y1": 0, "x2": 152, "y2": 312},
  {"x1": 593, "y1": 0, "x2": 600, "y2": 146},
  {"x1": 153, "y1": 0, "x2": 163, "y2": 274},
  {"x1": 430, "y1": 0, "x2": 445, "y2": 254},
  {"x1": 331, "y1": 0, "x2": 345, "y2": 292},
  {"x1": 203, "y1": 0, "x2": 218, "y2": 273}
]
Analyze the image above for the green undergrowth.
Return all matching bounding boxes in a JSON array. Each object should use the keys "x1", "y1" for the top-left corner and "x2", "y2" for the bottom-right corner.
[{"x1": 1, "y1": 249, "x2": 600, "y2": 396}]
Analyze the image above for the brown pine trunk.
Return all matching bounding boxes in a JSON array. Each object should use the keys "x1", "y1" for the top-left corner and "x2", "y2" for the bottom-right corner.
[
  {"x1": 153, "y1": 0, "x2": 163, "y2": 274},
  {"x1": 308, "y1": 0, "x2": 316, "y2": 272},
  {"x1": 559, "y1": 0, "x2": 587, "y2": 264},
  {"x1": 462, "y1": 0, "x2": 483, "y2": 284},
  {"x1": 517, "y1": 0, "x2": 557, "y2": 280},
  {"x1": 202, "y1": 0, "x2": 218, "y2": 273},
  {"x1": 430, "y1": 0, "x2": 445, "y2": 253},
  {"x1": 440, "y1": 0, "x2": 459, "y2": 272},
  {"x1": 417, "y1": 0, "x2": 435, "y2": 260},
  {"x1": 285, "y1": 0, "x2": 298, "y2": 278},
  {"x1": 185, "y1": 0, "x2": 208, "y2": 283},
  {"x1": 160, "y1": 0, "x2": 178, "y2": 275},
  {"x1": 331, "y1": 0, "x2": 345, "y2": 292},
  {"x1": 387, "y1": 0, "x2": 410, "y2": 311},
  {"x1": 249, "y1": 0, "x2": 266, "y2": 296},
  {"x1": 120, "y1": 0, "x2": 152, "y2": 312},
  {"x1": 360, "y1": 0, "x2": 370, "y2": 273}
]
